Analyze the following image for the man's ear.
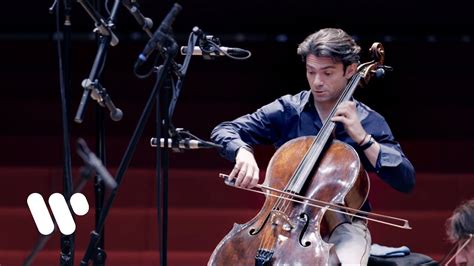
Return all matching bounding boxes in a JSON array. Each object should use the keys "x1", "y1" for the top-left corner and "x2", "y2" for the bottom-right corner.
[{"x1": 344, "y1": 63, "x2": 358, "y2": 78}]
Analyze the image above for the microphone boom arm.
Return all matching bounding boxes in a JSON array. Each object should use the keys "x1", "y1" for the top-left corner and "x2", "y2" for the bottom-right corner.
[
  {"x1": 74, "y1": 0, "x2": 123, "y2": 123},
  {"x1": 76, "y1": 0, "x2": 119, "y2": 46}
]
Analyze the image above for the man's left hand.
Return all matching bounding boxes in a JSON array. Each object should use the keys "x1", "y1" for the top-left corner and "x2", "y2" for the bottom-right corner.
[{"x1": 331, "y1": 101, "x2": 366, "y2": 144}]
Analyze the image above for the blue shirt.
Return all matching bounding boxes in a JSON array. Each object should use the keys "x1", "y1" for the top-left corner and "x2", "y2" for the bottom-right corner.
[{"x1": 211, "y1": 90, "x2": 416, "y2": 195}]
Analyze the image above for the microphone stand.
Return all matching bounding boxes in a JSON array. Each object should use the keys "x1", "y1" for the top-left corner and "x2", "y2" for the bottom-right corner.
[
  {"x1": 153, "y1": 25, "x2": 229, "y2": 266},
  {"x1": 23, "y1": 139, "x2": 117, "y2": 266},
  {"x1": 46, "y1": 0, "x2": 75, "y2": 264},
  {"x1": 79, "y1": 5, "x2": 227, "y2": 265},
  {"x1": 73, "y1": 0, "x2": 122, "y2": 265},
  {"x1": 60, "y1": 0, "x2": 74, "y2": 264},
  {"x1": 80, "y1": 40, "x2": 179, "y2": 266},
  {"x1": 74, "y1": 0, "x2": 122, "y2": 123},
  {"x1": 81, "y1": 4, "x2": 221, "y2": 265},
  {"x1": 148, "y1": 24, "x2": 230, "y2": 265}
]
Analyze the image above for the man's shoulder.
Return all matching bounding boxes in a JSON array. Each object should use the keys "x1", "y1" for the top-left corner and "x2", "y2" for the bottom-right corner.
[
  {"x1": 277, "y1": 90, "x2": 310, "y2": 107},
  {"x1": 355, "y1": 100, "x2": 386, "y2": 122}
]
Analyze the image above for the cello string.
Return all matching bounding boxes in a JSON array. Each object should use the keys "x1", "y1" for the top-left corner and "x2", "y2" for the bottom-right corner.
[
  {"x1": 277, "y1": 72, "x2": 362, "y2": 215},
  {"x1": 257, "y1": 71, "x2": 364, "y2": 252},
  {"x1": 222, "y1": 173, "x2": 411, "y2": 227},
  {"x1": 283, "y1": 72, "x2": 361, "y2": 196}
]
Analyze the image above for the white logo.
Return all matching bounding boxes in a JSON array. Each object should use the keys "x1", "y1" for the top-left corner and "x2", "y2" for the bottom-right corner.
[{"x1": 27, "y1": 193, "x2": 89, "y2": 235}]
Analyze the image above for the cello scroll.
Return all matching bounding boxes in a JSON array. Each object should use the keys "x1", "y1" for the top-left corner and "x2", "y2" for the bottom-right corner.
[{"x1": 358, "y1": 42, "x2": 393, "y2": 88}]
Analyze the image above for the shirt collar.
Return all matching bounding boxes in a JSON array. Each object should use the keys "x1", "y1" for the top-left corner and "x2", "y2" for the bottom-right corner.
[
  {"x1": 299, "y1": 90, "x2": 312, "y2": 113},
  {"x1": 300, "y1": 90, "x2": 370, "y2": 121}
]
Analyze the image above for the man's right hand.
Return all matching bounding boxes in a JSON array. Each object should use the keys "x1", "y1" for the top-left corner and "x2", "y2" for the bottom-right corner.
[{"x1": 228, "y1": 147, "x2": 260, "y2": 188}]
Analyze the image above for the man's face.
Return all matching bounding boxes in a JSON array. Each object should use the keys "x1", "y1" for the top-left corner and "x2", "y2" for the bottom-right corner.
[
  {"x1": 305, "y1": 54, "x2": 355, "y2": 106},
  {"x1": 456, "y1": 237, "x2": 474, "y2": 265}
]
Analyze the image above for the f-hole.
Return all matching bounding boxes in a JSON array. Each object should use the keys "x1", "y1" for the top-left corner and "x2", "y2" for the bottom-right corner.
[
  {"x1": 249, "y1": 211, "x2": 272, "y2": 235},
  {"x1": 298, "y1": 213, "x2": 311, "y2": 247}
]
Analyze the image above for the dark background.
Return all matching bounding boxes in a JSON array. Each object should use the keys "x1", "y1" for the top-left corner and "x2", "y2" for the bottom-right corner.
[
  {"x1": 0, "y1": 1, "x2": 473, "y2": 185},
  {"x1": 0, "y1": 0, "x2": 473, "y2": 263},
  {"x1": 1, "y1": 0, "x2": 474, "y2": 171}
]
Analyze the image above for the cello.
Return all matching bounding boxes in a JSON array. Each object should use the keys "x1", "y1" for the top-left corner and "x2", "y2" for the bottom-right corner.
[{"x1": 208, "y1": 43, "x2": 410, "y2": 265}]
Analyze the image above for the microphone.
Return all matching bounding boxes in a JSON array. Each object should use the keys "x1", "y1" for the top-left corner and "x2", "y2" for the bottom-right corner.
[
  {"x1": 136, "y1": 3, "x2": 182, "y2": 66},
  {"x1": 150, "y1": 138, "x2": 222, "y2": 149},
  {"x1": 81, "y1": 79, "x2": 123, "y2": 122},
  {"x1": 180, "y1": 46, "x2": 250, "y2": 57},
  {"x1": 122, "y1": 0, "x2": 153, "y2": 31},
  {"x1": 76, "y1": 138, "x2": 117, "y2": 189},
  {"x1": 99, "y1": 93, "x2": 123, "y2": 122}
]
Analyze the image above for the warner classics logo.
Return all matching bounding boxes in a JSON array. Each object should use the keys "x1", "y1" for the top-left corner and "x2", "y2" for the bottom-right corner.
[{"x1": 27, "y1": 193, "x2": 89, "y2": 235}]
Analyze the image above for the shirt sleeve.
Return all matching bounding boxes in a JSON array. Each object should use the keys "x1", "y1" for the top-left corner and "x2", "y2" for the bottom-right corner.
[
  {"x1": 365, "y1": 117, "x2": 416, "y2": 193},
  {"x1": 210, "y1": 97, "x2": 287, "y2": 162}
]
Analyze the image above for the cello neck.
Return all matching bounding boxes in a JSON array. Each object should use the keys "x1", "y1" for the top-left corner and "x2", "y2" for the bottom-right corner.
[{"x1": 286, "y1": 72, "x2": 362, "y2": 193}]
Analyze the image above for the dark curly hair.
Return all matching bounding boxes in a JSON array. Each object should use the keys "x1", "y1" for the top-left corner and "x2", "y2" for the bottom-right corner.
[{"x1": 297, "y1": 28, "x2": 361, "y2": 67}]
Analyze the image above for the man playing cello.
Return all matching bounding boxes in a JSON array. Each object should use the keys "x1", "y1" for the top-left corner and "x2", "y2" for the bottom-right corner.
[{"x1": 211, "y1": 28, "x2": 415, "y2": 265}]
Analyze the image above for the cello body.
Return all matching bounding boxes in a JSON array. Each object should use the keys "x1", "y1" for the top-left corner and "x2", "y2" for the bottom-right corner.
[{"x1": 208, "y1": 136, "x2": 369, "y2": 265}]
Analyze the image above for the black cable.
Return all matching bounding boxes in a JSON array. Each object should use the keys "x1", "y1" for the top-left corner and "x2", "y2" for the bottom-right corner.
[
  {"x1": 104, "y1": 0, "x2": 111, "y2": 16},
  {"x1": 202, "y1": 39, "x2": 252, "y2": 60}
]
